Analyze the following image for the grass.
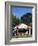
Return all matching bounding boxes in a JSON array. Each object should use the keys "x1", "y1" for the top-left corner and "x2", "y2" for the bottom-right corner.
[{"x1": 16, "y1": 35, "x2": 32, "y2": 38}]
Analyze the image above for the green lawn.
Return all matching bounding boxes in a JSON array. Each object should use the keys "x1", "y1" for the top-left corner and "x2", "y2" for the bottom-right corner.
[{"x1": 16, "y1": 35, "x2": 32, "y2": 38}]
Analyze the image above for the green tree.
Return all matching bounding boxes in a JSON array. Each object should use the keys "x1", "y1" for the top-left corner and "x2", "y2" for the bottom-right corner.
[{"x1": 21, "y1": 13, "x2": 32, "y2": 26}]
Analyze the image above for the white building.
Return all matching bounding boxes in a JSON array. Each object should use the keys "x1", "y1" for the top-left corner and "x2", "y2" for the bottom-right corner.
[{"x1": 13, "y1": 23, "x2": 32, "y2": 36}]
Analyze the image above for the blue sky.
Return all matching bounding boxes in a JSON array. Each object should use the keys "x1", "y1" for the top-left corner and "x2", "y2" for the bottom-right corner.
[{"x1": 11, "y1": 6, "x2": 32, "y2": 18}]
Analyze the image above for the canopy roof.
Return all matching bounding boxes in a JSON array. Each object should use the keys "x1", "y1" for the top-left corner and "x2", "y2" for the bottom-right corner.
[{"x1": 14, "y1": 23, "x2": 29, "y2": 29}]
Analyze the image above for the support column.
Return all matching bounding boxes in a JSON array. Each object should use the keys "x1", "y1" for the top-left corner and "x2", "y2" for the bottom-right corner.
[{"x1": 29, "y1": 26, "x2": 31, "y2": 36}]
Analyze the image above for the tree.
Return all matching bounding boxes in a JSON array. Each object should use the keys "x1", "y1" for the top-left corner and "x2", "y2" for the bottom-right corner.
[
  {"x1": 21, "y1": 13, "x2": 32, "y2": 26},
  {"x1": 11, "y1": 14, "x2": 22, "y2": 27}
]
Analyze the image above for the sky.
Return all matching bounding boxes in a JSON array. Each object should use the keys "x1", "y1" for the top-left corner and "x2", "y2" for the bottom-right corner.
[{"x1": 11, "y1": 6, "x2": 32, "y2": 18}]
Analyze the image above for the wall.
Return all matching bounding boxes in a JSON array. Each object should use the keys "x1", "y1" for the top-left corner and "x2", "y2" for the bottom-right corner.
[{"x1": 0, "y1": 0, "x2": 38, "y2": 46}]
